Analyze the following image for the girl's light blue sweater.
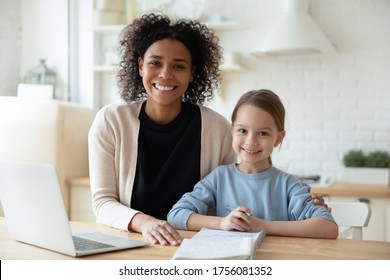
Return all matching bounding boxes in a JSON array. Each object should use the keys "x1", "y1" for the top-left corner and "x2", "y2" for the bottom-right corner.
[{"x1": 167, "y1": 164, "x2": 335, "y2": 230}]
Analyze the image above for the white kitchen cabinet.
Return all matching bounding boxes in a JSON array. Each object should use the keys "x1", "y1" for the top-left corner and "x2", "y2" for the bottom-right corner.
[{"x1": 91, "y1": 25, "x2": 123, "y2": 110}]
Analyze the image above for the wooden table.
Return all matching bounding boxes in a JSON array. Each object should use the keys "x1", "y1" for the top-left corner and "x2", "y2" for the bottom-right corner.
[{"x1": 1, "y1": 218, "x2": 389, "y2": 260}]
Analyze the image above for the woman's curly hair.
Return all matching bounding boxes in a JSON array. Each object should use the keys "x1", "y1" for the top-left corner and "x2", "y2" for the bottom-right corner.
[{"x1": 117, "y1": 13, "x2": 222, "y2": 105}]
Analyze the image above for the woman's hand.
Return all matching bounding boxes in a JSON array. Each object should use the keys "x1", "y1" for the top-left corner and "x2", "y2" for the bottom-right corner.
[
  {"x1": 129, "y1": 213, "x2": 182, "y2": 246},
  {"x1": 312, "y1": 193, "x2": 332, "y2": 212},
  {"x1": 220, "y1": 206, "x2": 251, "y2": 231}
]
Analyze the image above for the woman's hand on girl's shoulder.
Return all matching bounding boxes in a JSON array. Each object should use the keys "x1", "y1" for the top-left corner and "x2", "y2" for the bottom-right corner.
[{"x1": 312, "y1": 193, "x2": 332, "y2": 212}]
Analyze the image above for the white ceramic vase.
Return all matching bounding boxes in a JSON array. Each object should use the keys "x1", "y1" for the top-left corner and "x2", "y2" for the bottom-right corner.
[{"x1": 339, "y1": 167, "x2": 390, "y2": 185}]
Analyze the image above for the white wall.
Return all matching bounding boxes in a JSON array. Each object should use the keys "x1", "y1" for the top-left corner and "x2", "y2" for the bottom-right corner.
[
  {"x1": 0, "y1": 0, "x2": 21, "y2": 96},
  {"x1": 204, "y1": 0, "x2": 390, "y2": 178},
  {"x1": 21, "y1": 0, "x2": 69, "y2": 100},
  {"x1": 0, "y1": 0, "x2": 68, "y2": 100}
]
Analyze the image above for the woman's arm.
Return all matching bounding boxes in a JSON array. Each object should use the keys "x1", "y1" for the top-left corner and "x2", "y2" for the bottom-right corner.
[
  {"x1": 89, "y1": 107, "x2": 182, "y2": 245},
  {"x1": 88, "y1": 107, "x2": 138, "y2": 231}
]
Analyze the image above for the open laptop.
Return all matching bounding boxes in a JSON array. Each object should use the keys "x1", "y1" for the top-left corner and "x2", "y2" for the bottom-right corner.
[{"x1": 0, "y1": 160, "x2": 148, "y2": 257}]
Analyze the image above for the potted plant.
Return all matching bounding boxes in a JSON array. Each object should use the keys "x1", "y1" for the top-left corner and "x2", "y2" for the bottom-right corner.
[
  {"x1": 343, "y1": 150, "x2": 366, "y2": 167},
  {"x1": 340, "y1": 150, "x2": 390, "y2": 185},
  {"x1": 366, "y1": 151, "x2": 390, "y2": 168}
]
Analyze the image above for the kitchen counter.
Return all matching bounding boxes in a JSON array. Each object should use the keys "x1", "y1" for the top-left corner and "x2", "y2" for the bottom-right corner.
[
  {"x1": 311, "y1": 181, "x2": 390, "y2": 198},
  {"x1": 311, "y1": 181, "x2": 390, "y2": 242}
]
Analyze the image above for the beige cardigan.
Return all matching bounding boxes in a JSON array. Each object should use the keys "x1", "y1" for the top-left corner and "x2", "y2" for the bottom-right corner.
[{"x1": 88, "y1": 102, "x2": 236, "y2": 231}]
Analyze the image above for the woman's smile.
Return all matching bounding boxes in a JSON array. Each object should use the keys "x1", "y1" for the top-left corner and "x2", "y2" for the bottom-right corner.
[{"x1": 153, "y1": 83, "x2": 177, "y2": 92}]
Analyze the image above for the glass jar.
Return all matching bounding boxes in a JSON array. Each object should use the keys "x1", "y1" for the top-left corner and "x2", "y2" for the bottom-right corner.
[{"x1": 24, "y1": 59, "x2": 56, "y2": 86}]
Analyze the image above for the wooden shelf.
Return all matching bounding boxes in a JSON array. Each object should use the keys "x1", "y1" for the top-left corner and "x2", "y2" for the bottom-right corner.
[
  {"x1": 204, "y1": 21, "x2": 241, "y2": 31},
  {"x1": 93, "y1": 65, "x2": 117, "y2": 72},
  {"x1": 221, "y1": 64, "x2": 244, "y2": 71},
  {"x1": 67, "y1": 176, "x2": 90, "y2": 187},
  {"x1": 91, "y1": 25, "x2": 124, "y2": 33},
  {"x1": 91, "y1": 21, "x2": 241, "y2": 34},
  {"x1": 93, "y1": 64, "x2": 243, "y2": 73}
]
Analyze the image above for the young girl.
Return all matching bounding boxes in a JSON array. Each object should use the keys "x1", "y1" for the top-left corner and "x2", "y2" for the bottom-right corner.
[{"x1": 168, "y1": 89, "x2": 338, "y2": 239}]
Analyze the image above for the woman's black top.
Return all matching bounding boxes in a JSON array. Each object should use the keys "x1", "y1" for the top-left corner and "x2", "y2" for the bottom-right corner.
[{"x1": 131, "y1": 102, "x2": 201, "y2": 220}]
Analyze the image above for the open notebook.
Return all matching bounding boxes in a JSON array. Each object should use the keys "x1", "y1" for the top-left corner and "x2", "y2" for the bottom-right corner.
[
  {"x1": 172, "y1": 228, "x2": 266, "y2": 260},
  {"x1": 0, "y1": 160, "x2": 148, "y2": 257}
]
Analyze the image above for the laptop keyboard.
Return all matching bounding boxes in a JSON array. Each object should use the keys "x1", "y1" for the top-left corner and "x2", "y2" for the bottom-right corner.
[{"x1": 72, "y1": 235, "x2": 115, "y2": 251}]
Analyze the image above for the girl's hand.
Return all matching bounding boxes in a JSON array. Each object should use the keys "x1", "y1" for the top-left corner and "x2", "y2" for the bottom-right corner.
[
  {"x1": 220, "y1": 206, "x2": 252, "y2": 231},
  {"x1": 130, "y1": 213, "x2": 182, "y2": 246},
  {"x1": 247, "y1": 216, "x2": 267, "y2": 232}
]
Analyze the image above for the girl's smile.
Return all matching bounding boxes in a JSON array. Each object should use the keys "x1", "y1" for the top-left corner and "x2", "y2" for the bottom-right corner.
[{"x1": 241, "y1": 147, "x2": 262, "y2": 154}]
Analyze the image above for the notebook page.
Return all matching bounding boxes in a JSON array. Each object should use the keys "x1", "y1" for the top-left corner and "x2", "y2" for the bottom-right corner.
[{"x1": 172, "y1": 237, "x2": 253, "y2": 260}]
